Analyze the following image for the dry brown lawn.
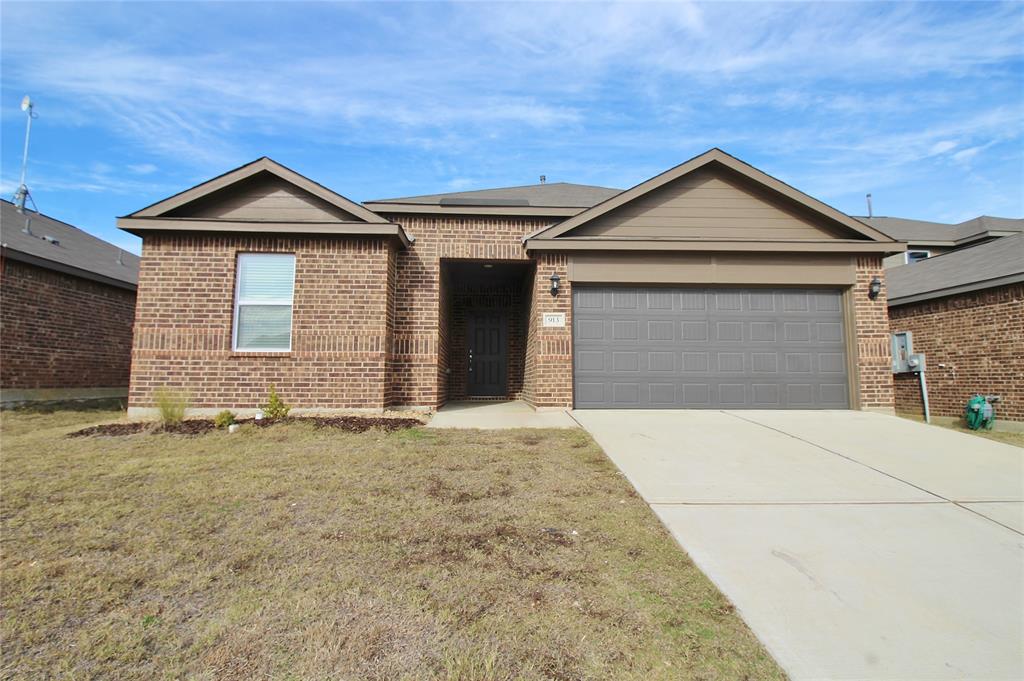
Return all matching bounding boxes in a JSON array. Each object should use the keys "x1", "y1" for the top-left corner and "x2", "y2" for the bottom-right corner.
[
  {"x1": 1, "y1": 408, "x2": 784, "y2": 680},
  {"x1": 897, "y1": 412, "x2": 1024, "y2": 448}
]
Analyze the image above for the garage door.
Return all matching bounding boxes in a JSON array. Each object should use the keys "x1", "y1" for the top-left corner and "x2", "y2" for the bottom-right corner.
[{"x1": 573, "y1": 287, "x2": 849, "y2": 409}]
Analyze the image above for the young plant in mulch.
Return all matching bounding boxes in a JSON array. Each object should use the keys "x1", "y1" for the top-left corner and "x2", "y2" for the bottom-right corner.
[
  {"x1": 213, "y1": 410, "x2": 237, "y2": 429},
  {"x1": 67, "y1": 414, "x2": 423, "y2": 438},
  {"x1": 154, "y1": 388, "x2": 188, "y2": 426},
  {"x1": 260, "y1": 385, "x2": 291, "y2": 421}
]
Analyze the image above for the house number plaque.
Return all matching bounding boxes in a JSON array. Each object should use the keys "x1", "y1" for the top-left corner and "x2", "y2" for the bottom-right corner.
[{"x1": 542, "y1": 313, "x2": 566, "y2": 327}]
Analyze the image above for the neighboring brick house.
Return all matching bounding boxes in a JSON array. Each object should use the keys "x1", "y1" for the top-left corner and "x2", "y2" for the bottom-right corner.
[
  {"x1": 118, "y1": 149, "x2": 904, "y2": 415},
  {"x1": 887, "y1": 233, "x2": 1024, "y2": 422},
  {"x1": 1, "y1": 199, "x2": 139, "y2": 405}
]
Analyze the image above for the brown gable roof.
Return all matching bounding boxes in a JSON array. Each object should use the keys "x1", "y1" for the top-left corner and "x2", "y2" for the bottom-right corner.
[
  {"x1": 526, "y1": 148, "x2": 896, "y2": 244},
  {"x1": 368, "y1": 182, "x2": 622, "y2": 208},
  {"x1": 125, "y1": 157, "x2": 389, "y2": 224},
  {"x1": 117, "y1": 158, "x2": 412, "y2": 247}
]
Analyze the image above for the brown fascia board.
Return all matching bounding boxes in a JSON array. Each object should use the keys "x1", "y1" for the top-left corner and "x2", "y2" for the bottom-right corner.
[
  {"x1": 524, "y1": 238, "x2": 905, "y2": 253},
  {"x1": 902, "y1": 231, "x2": 1018, "y2": 249},
  {"x1": 904, "y1": 239, "x2": 958, "y2": 248},
  {"x1": 126, "y1": 157, "x2": 390, "y2": 224},
  {"x1": 117, "y1": 217, "x2": 412, "y2": 248},
  {"x1": 954, "y1": 230, "x2": 1019, "y2": 246},
  {"x1": 364, "y1": 202, "x2": 583, "y2": 217},
  {"x1": 527, "y1": 148, "x2": 897, "y2": 243},
  {"x1": 1, "y1": 245, "x2": 138, "y2": 290}
]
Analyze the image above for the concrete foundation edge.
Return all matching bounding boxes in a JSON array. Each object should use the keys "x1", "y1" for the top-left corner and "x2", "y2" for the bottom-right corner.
[
  {"x1": 1, "y1": 387, "x2": 128, "y2": 407},
  {"x1": 911, "y1": 413, "x2": 1024, "y2": 434},
  {"x1": 127, "y1": 406, "x2": 398, "y2": 419}
]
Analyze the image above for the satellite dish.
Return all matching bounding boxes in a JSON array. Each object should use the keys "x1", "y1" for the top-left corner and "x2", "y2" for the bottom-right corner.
[{"x1": 21, "y1": 95, "x2": 31, "y2": 112}]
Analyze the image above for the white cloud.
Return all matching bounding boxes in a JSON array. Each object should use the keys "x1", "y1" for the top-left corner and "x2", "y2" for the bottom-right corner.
[
  {"x1": 929, "y1": 140, "x2": 958, "y2": 156},
  {"x1": 952, "y1": 146, "x2": 982, "y2": 164}
]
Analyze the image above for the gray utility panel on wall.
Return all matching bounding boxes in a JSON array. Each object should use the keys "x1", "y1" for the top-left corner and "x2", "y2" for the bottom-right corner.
[{"x1": 572, "y1": 286, "x2": 850, "y2": 409}]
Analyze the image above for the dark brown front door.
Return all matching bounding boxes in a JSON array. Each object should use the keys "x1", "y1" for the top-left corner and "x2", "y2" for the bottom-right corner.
[{"x1": 467, "y1": 310, "x2": 507, "y2": 397}]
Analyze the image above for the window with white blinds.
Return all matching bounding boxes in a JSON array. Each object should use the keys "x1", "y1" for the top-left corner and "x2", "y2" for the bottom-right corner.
[{"x1": 233, "y1": 253, "x2": 295, "y2": 351}]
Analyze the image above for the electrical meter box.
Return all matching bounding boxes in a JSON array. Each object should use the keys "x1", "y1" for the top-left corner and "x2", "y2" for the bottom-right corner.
[
  {"x1": 892, "y1": 331, "x2": 913, "y2": 373},
  {"x1": 906, "y1": 353, "x2": 925, "y2": 373}
]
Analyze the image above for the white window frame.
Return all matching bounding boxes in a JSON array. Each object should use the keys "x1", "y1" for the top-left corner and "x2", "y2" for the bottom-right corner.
[
  {"x1": 232, "y1": 253, "x2": 295, "y2": 352},
  {"x1": 904, "y1": 250, "x2": 931, "y2": 264}
]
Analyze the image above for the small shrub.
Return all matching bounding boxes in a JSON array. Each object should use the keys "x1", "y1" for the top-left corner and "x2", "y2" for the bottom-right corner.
[
  {"x1": 214, "y1": 410, "x2": 237, "y2": 428},
  {"x1": 261, "y1": 385, "x2": 291, "y2": 420},
  {"x1": 154, "y1": 388, "x2": 188, "y2": 426}
]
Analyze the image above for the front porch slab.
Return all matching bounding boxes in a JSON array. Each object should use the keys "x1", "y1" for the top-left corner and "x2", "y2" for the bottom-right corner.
[{"x1": 427, "y1": 400, "x2": 578, "y2": 429}]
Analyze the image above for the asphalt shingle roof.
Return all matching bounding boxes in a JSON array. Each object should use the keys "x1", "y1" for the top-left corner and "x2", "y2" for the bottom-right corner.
[
  {"x1": 368, "y1": 182, "x2": 622, "y2": 208},
  {"x1": 859, "y1": 215, "x2": 1023, "y2": 244},
  {"x1": 886, "y1": 232, "x2": 1024, "y2": 305},
  {"x1": 1, "y1": 199, "x2": 139, "y2": 287}
]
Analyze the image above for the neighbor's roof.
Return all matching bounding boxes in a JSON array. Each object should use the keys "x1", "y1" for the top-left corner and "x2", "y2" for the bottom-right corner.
[
  {"x1": 367, "y1": 182, "x2": 623, "y2": 208},
  {"x1": 887, "y1": 232, "x2": 1024, "y2": 306},
  {"x1": 1, "y1": 199, "x2": 139, "y2": 289},
  {"x1": 859, "y1": 215, "x2": 1023, "y2": 246}
]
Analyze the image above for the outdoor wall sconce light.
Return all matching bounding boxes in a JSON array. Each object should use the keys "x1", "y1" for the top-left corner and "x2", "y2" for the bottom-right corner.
[
  {"x1": 868, "y1": 276, "x2": 882, "y2": 300},
  {"x1": 549, "y1": 272, "x2": 561, "y2": 296}
]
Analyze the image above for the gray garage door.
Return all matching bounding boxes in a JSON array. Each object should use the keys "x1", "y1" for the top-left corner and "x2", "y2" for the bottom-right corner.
[{"x1": 573, "y1": 287, "x2": 849, "y2": 409}]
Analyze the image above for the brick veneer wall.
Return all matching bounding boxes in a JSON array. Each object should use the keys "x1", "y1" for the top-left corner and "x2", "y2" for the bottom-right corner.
[
  {"x1": 1, "y1": 258, "x2": 136, "y2": 390},
  {"x1": 889, "y1": 283, "x2": 1023, "y2": 421},
  {"x1": 128, "y1": 234, "x2": 392, "y2": 410},
  {"x1": 852, "y1": 256, "x2": 896, "y2": 411},
  {"x1": 379, "y1": 214, "x2": 551, "y2": 408},
  {"x1": 437, "y1": 265, "x2": 452, "y2": 406},
  {"x1": 522, "y1": 252, "x2": 573, "y2": 408},
  {"x1": 383, "y1": 247, "x2": 399, "y2": 407},
  {"x1": 126, "y1": 220, "x2": 898, "y2": 413}
]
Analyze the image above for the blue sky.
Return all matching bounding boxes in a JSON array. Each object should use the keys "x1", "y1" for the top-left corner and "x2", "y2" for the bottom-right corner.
[{"x1": 2, "y1": 1, "x2": 1022, "y2": 254}]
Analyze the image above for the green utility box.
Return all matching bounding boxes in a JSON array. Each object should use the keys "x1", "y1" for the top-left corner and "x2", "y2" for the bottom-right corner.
[{"x1": 965, "y1": 395, "x2": 997, "y2": 430}]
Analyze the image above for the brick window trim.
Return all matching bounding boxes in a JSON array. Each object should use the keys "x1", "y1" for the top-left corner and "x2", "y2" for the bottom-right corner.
[{"x1": 229, "y1": 351, "x2": 292, "y2": 359}]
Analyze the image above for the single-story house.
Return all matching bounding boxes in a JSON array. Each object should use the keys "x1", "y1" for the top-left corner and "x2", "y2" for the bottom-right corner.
[
  {"x1": 1, "y1": 199, "x2": 139, "y2": 406},
  {"x1": 859, "y1": 214, "x2": 1022, "y2": 267},
  {"x1": 887, "y1": 232, "x2": 1023, "y2": 422},
  {"x1": 117, "y1": 148, "x2": 904, "y2": 415}
]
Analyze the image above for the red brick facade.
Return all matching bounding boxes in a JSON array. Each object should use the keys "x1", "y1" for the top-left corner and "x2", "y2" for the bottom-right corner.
[
  {"x1": 126, "y1": 224, "x2": 899, "y2": 412},
  {"x1": 1, "y1": 258, "x2": 136, "y2": 391},
  {"x1": 129, "y1": 234, "x2": 392, "y2": 409},
  {"x1": 522, "y1": 253, "x2": 574, "y2": 408},
  {"x1": 381, "y1": 214, "x2": 550, "y2": 408},
  {"x1": 889, "y1": 283, "x2": 1023, "y2": 421},
  {"x1": 852, "y1": 256, "x2": 896, "y2": 411}
]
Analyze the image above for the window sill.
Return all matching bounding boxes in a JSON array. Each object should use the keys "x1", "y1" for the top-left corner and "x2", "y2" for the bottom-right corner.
[{"x1": 230, "y1": 351, "x2": 292, "y2": 358}]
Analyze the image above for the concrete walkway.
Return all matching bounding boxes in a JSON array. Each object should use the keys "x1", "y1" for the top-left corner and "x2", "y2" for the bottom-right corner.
[
  {"x1": 573, "y1": 409, "x2": 1024, "y2": 681},
  {"x1": 427, "y1": 400, "x2": 578, "y2": 429}
]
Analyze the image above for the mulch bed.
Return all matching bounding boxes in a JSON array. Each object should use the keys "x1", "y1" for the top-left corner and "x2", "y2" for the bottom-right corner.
[{"x1": 67, "y1": 415, "x2": 423, "y2": 438}]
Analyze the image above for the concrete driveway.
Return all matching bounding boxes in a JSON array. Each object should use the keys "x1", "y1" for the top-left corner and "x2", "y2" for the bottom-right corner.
[{"x1": 572, "y1": 409, "x2": 1024, "y2": 681}]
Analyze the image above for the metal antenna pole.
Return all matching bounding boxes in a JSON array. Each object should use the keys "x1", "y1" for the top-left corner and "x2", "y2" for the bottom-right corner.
[{"x1": 15, "y1": 96, "x2": 35, "y2": 212}]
